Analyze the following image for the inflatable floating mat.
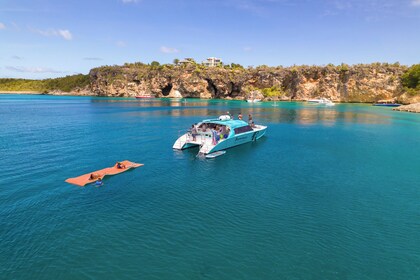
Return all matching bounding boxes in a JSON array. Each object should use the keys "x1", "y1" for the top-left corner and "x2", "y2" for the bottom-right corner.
[{"x1": 65, "y1": 160, "x2": 143, "y2": 187}]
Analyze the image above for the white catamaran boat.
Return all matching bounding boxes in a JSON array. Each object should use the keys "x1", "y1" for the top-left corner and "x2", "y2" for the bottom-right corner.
[
  {"x1": 173, "y1": 115, "x2": 267, "y2": 155},
  {"x1": 307, "y1": 98, "x2": 335, "y2": 106}
]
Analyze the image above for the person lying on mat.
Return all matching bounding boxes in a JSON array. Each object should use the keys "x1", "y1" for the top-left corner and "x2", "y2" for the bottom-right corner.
[
  {"x1": 116, "y1": 162, "x2": 126, "y2": 169},
  {"x1": 89, "y1": 173, "x2": 101, "y2": 180}
]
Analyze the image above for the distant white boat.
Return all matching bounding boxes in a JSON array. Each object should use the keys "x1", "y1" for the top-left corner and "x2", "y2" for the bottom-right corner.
[
  {"x1": 307, "y1": 98, "x2": 335, "y2": 106},
  {"x1": 246, "y1": 99, "x2": 261, "y2": 103},
  {"x1": 246, "y1": 91, "x2": 261, "y2": 103},
  {"x1": 135, "y1": 94, "x2": 155, "y2": 99}
]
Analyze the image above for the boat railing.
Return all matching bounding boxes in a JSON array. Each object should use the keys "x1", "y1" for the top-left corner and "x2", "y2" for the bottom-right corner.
[{"x1": 177, "y1": 129, "x2": 191, "y2": 142}]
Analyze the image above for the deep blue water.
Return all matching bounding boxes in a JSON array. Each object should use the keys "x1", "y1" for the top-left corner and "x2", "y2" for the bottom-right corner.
[{"x1": 1, "y1": 95, "x2": 419, "y2": 279}]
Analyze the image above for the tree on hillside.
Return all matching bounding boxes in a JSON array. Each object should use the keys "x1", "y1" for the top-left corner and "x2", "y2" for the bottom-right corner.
[
  {"x1": 173, "y1": 58, "x2": 180, "y2": 65},
  {"x1": 230, "y1": 63, "x2": 244, "y2": 69},
  {"x1": 150, "y1": 61, "x2": 160, "y2": 67},
  {"x1": 402, "y1": 64, "x2": 420, "y2": 89}
]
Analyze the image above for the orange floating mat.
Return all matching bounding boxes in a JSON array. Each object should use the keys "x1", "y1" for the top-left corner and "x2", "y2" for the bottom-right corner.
[{"x1": 65, "y1": 160, "x2": 144, "y2": 187}]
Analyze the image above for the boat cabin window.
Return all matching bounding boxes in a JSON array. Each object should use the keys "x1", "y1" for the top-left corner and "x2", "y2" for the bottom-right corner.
[{"x1": 234, "y1": 125, "x2": 253, "y2": 135}]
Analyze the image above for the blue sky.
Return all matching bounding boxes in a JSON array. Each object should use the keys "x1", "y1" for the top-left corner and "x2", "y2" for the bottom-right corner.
[{"x1": 1, "y1": 0, "x2": 419, "y2": 79}]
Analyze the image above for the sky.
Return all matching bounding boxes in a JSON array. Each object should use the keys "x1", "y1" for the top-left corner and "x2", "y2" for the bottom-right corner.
[{"x1": 0, "y1": 0, "x2": 419, "y2": 79}]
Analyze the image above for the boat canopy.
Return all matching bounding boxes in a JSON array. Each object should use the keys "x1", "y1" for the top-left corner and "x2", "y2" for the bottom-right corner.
[{"x1": 201, "y1": 118, "x2": 249, "y2": 129}]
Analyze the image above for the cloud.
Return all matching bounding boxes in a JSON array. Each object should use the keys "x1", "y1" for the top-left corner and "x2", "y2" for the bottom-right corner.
[
  {"x1": 32, "y1": 28, "x2": 73, "y2": 40},
  {"x1": 160, "y1": 46, "x2": 180, "y2": 53},
  {"x1": 411, "y1": 0, "x2": 420, "y2": 6},
  {"x1": 11, "y1": 22, "x2": 21, "y2": 31},
  {"x1": 83, "y1": 57, "x2": 102, "y2": 61},
  {"x1": 0, "y1": 22, "x2": 5, "y2": 30},
  {"x1": 58, "y1": 30, "x2": 72, "y2": 40},
  {"x1": 243, "y1": 46, "x2": 253, "y2": 52},
  {"x1": 225, "y1": 0, "x2": 293, "y2": 15},
  {"x1": 121, "y1": 0, "x2": 139, "y2": 3},
  {"x1": 12, "y1": 55, "x2": 23, "y2": 60},
  {"x1": 333, "y1": 1, "x2": 352, "y2": 10},
  {"x1": 116, "y1": 41, "x2": 127, "y2": 47},
  {"x1": 6, "y1": 66, "x2": 64, "y2": 73}
]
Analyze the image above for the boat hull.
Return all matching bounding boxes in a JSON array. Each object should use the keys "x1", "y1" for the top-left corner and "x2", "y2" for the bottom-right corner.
[
  {"x1": 201, "y1": 125, "x2": 267, "y2": 154},
  {"x1": 373, "y1": 103, "x2": 401, "y2": 107},
  {"x1": 173, "y1": 126, "x2": 266, "y2": 154},
  {"x1": 173, "y1": 117, "x2": 267, "y2": 155},
  {"x1": 135, "y1": 96, "x2": 155, "y2": 99}
]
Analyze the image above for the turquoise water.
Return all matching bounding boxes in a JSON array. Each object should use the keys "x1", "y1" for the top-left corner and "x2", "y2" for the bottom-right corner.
[{"x1": 1, "y1": 95, "x2": 419, "y2": 279}]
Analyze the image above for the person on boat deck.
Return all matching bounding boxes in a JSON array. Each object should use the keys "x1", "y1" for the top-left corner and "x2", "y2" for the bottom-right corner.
[
  {"x1": 211, "y1": 128, "x2": 219, "y2": 145},
  {"x1": 201, "y1": 123, "x2": 207, "y2": 132},
  {"x1": 248, "y1": 114, "x2": 254, "y2": 126},
  {"x1": 191, "y1": 124, "x2": 198, "y2": 141},
  {"x1": 238, "y1": 113, "x2": 243, "y2": 120},
  {"x1": 116, "y1": 162, "x2": 126, "y2": 169},
  {"x1": 89, "y1": 173, "x2": 100, "y2": 180}
]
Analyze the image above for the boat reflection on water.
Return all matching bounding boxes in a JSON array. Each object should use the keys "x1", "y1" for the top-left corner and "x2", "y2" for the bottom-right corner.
[{"x1": 91, "y1": 98, "x2": 392, "y2": 125}]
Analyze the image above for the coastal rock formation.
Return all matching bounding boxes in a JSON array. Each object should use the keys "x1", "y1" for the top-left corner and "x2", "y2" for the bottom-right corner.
[
  {"x1": 48, "y1": 88, "x2": 95, "y2": 96},
  {"x1": 89, "y1": 63, "x2": 415, "y2": 103},
  {"x1": 393, "y1": 103, "x2": 420, "y2": 113}
]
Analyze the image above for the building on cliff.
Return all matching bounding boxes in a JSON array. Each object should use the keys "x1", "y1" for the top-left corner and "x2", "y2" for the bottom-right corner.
[
  {"x1": 178, "y1": 58, "x2": 196, "y2": 65},
  {"x1": 202, "y1": 57, "x2": 223, "y2": 67}
]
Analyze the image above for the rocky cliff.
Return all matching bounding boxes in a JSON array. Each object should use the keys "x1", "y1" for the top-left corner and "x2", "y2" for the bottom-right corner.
[{"x1": 88, "y1": 63, "x2": 417, "y2": 103}]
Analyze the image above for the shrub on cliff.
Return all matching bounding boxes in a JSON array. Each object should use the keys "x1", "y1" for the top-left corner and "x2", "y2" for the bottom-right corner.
[
  {"x1": 402, "y1": 64, "x2": 420, "y2": 89},
  {"x1": 0, "y1": 78, "x2": 47, "y2": 92},
  {"x1": 150, "y1": 61, "x2": 160, "y2": 67},
  {"x1": 402, "y1": 64, "x2": 420, "y2": 95},
  {"x1": 44, "y1": 74, "x2": 90, "y2": 92},
  {"x1": 0, "y1": 74, "x2": 89, "y2": 93},
  {"x1": 261, "y1": 86, "x2": 284, "y2": 97}
]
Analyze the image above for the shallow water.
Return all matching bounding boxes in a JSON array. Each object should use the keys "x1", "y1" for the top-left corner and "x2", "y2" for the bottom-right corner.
[{"x1": 1, "y1": 95, "x2": 419, "y2": 279}]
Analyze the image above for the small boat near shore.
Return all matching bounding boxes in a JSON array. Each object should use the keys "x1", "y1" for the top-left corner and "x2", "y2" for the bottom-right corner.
[
  {"x1": 307, "y1": 98, "x2": 335, "y2": 106},
  {"x1": 373, "y1": 99, "x2": 401, "y2": 107},
  {"x1": 173, "y1": 115, "x2": 267, "y2": 155},
  {"x1": 247, "y1": 98, "x2": 261, "y2": 103},
  {"x1": 246, "y1": 91, "x2": 261, "y2": 103},
  {"x1": 135, "y1": 94, "x2": 155, "y2": 99}
]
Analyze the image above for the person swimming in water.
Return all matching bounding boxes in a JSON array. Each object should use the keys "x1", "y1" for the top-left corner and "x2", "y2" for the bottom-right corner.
[{"x1": 95, "y1": 177, "x2": 103, "y2": 186}]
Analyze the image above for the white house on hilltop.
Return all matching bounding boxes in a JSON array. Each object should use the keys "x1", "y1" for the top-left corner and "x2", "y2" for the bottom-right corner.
[
  {"x1": 178, "y1": 58, "x2": 196, "y2": 65},
  {"x1": 202, "y1": 57, "x2": 223, "y2": 67}
]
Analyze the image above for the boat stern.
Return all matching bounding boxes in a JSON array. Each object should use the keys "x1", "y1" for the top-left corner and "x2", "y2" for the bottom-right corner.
[{"x1": 173, "y1": 134, "x2": 199, "y2": 150}]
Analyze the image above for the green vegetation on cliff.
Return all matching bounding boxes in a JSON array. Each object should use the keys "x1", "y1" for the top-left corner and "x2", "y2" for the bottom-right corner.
[
  {"x1": 89, "y1": 62, "x2": 412, "y2": 102},
  {"x1": 0, "y1": 74, "x2": 90, "y2": 93},
  {"x1": 401, "y1": 64, "x2": 420, "y2": 96},
  {"x1": 261, "y1": 86, "x2": 285, "y2": 98}
]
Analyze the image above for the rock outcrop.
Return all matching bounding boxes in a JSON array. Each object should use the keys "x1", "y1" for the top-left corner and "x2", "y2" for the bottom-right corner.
[
  {"x1": 88, "y1": 63, "x2": 418, "y2": 103},
  {"x1": 393, "y1": 103, "x2": 420, "y2": 113}
]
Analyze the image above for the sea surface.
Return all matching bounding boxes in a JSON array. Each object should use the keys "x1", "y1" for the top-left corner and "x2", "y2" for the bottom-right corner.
[{"x1": 1, "y1": 94, "x2": 419, "y2": 280}]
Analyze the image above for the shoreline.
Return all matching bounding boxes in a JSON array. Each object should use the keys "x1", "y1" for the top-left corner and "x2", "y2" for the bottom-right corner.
[
  {"x1": 0, "y1": 91, "x2": 44, "y2": 94},
  {"x1": 393, "y1": 103, "x2": 420, "y2": 113},
  {"x1": 1, "y1": 92, "x2": 419, "y2": 111},
  {"x1": 0, "y1": 92, "x2": 387, "y2": 104}
]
